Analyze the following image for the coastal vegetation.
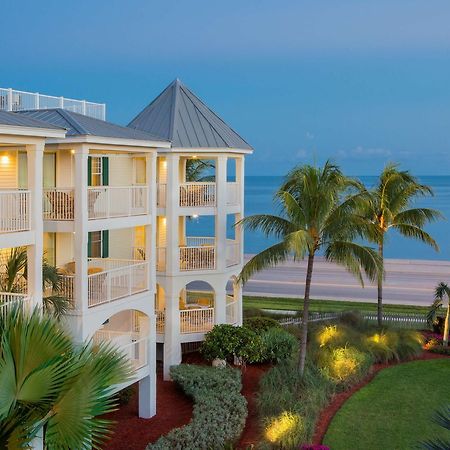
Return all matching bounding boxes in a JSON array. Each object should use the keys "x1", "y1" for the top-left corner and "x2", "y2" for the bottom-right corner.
[
  {"x1": 0, "y1": 305, "x2": 131, "y2": 449},
  {"x1": 239, "y1": 161, "x2": 382, "y2": 375},
  {"x1": 428, "y1": 282, "x2": 450, "y2": 346},
  {"x1": 360, "y1": 163, "x2": 441, "y2": 326}
]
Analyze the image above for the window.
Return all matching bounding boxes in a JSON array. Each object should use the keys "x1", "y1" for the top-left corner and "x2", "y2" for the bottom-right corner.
[
  {"x1": 88, "y1": 230, "x2": 109, "y2": 258},
  {"x1": 43, "y1": 232, "x2": 56, "y2": 266},
  {"x1": 90, "y1": 157, "x2": 102, "y2": 186}
]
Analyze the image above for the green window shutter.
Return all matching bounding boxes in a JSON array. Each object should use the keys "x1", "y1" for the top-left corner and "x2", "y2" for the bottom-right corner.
[
  {"x1": 87, "y1": 232, "x2": 92, "y2": 258},
  {"x1": 102, "y1": 157, "x2": 109, "y2": 186},
  {"x1": 102, "y1": 230, "x2": 109, "y2": 258},
  {"x1": 87, "y1": 156, "x2": 92, "y2": 186}
]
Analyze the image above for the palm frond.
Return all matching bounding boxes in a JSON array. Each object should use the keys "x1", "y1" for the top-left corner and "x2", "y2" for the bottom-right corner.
[
  {"x1": 237, "y1": 214, "x2": 294, "y2": 238},
  {"x1": 392, "y1": 223, "x2": 439, "y2": 251},
  {"x1": 427, "y1": 282, "x2": 449, "y2": 323},
  {"x1": 393, "y1": 208, "x2": 443, "y2": 228}
]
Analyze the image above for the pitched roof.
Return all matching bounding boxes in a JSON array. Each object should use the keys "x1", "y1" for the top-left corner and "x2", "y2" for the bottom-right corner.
[
  {"x1": 0, "y1": 110, "x2": 63, "y2": 130},
  {"x1": 127, "y1": 79, "x2": 253, "y2": 150},
  {"x1": 16, "y1": 109, "x2": 167, "y2": 142}
]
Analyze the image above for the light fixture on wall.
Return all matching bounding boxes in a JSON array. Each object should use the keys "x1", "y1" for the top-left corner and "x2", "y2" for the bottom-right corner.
[
  {"x1": 70, "y1": 149, "x2": 75, "y2": 154},
  {"x1": 1, "y1": 155, "x2": 10, "y2": 165},
  {"x1": 192, "y1": 214, "x2": 199, "y2": 219}
]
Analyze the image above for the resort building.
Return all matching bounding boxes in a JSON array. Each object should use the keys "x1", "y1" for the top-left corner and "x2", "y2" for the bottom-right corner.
[{"x1": 0, "y1": 80, "x2": 252, "y2": 416}]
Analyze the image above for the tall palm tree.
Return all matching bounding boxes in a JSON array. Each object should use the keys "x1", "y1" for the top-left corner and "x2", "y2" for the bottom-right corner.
[
  {"x1": 361, "y1": 164, "x2": 442, "y2": 326},
  {"x1": 0, "y1": 305, "x2": 132, "y2": 449},
  {"x1": 0, "y1": 247, "x2": 71, "y2": 318},
  {"x1": 428, "y1": 282, "x2": 450, "y2": 346},
  {"x1": 238, "y1": 161, "x2": 381, "y2": 375}
]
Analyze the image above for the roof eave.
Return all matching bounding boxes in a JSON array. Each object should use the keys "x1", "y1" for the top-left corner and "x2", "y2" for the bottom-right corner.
[
  {"x1": 46, "y1": 135, "x2": 171, "y2": 148},
  {"x1": 0, "y1": 124, "x2": 66, "y2": 139},
  {"x1": 157, "y1": 146, "x2": 253, "y2": 155}
]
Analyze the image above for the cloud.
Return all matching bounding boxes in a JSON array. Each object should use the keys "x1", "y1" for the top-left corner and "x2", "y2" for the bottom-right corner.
[{"x1": 337, "y1": 146, "x2": 392, "y2": 159}]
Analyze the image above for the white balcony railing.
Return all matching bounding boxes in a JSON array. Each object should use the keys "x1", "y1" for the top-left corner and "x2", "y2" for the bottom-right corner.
[
  {"x1": 0, "y1": 87, "x2": 105, "y2": 120},
  {"x1": 226, "y1": 239, "x2": 241, "y2": 267},
  {"x1": 180, "y1": 307, "x2": 214, "y2": 333},
  {"x1": 180, "y1": 244, "x2": 215, "y2": 271},
  {"x1": 60, "y1": 258, "x2": 149, "y2": 308},
  {"x1": 226, "y1": 182, "x2": 239, "y2": 206},
  {"x1": 157, "y1": 183, "x2": 166, "y2": 207},
  {"x1": 179, "y1": 182, "x2": 216, "y2": 207},
  {"x1": 156, "y1": 310, "x2": 165, "y2": 334},
  {"x1": 0, "y1": 190, "x2": 30, "y2": 233},
  {"x1": 156, "y1": 247, "x2": 166, "y2": 272},
  {"x1": 88, "y1": 186, "x2": 148, "y2": 219},
  {"x1": 43, "y1": 188, "x2": 74, "y2": 220},
  {"x1": 93, "y1": 330, "x2": 148, "y2": 370},
  {"x1": 226, "y1": 296, "x2": 238, "y2": 325},
  {"x1": 0, "y1": 293, "x2": 32, "y2": 318}
]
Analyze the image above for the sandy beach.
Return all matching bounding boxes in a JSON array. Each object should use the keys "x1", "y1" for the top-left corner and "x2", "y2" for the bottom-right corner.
[{"x1": 242, "y1": 255, "x2": 450, "y2": 306}]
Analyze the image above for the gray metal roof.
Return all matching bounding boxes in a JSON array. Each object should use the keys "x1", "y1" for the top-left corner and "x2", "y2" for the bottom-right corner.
[
  {"x1": 16, "y1": 109, "x2": 167, "y2": 142},
  {"x1": 0, "y1": 110, "x2": 63, "y2": 130},
  {"x1": 128, "y1": 79, "x2": 253, "y2": 150}
]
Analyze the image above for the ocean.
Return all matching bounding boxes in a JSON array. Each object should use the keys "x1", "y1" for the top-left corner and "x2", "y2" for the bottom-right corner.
[{"x1": 187, "y1": 176, "x2": 450, "y2": 261}]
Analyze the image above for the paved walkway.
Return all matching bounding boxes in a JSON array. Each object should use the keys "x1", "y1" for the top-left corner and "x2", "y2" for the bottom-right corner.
[{"x1": 242, "y1": 256, "x2": 450, "y2": 306}]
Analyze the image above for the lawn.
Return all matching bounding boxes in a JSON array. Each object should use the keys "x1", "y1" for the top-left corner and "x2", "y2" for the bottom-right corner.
[
  {"x1": 323, "y1": 358, "x2": 450, "y2": 450},
  {"x1": 243, "y1": 295, "x2": 428, "y2": 315}
]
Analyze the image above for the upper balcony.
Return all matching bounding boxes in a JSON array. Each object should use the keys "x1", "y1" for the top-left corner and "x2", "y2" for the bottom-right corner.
[{"x1": 0, "y1": 190, "x2": 30, "y2": 233}]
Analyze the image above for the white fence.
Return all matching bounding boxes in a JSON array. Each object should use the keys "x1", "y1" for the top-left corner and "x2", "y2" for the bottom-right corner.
[
  {"x1": 0, "y1": 190, "x2": 30, "y2": 232},
  {"x1": 180, "y1": 307, "x2": 214, "y2": 333},
  {"x1": 179, "y1": 182, "x2": 216, "y2": 207},
  {"x1": 43, "y1": 188, "x2": 74, "y2": 220},
  {"x1": 0, "y1": 87, "x2": 105, "y2": 120},
  {"x1": 226, "y1": 182, "x2": 239, "y2": 205},
  {"x1": 180, "y1": 245, "x2": 215, "y2": 271},
  {"x1": 157, "y1": 184, "x2": 166, "y2": 207},
  {"x1": 226, "y1": 296, "x2": 238, "y2": 324},
  {"x1": 88, "y1": 186, "x2": 148, "y2": 219},
  {"x1": 156, "y1": 310, "x2": 165, "y2": 334},
  {"x1": 93, "y1": 330, "x2": 148, "y2": 370},
  {"x1": 226, "y1": 240, "x2": 240, "y2": 267},
  {"x1": 0, "y1": 293, "x2": 31, "y2": 317}
]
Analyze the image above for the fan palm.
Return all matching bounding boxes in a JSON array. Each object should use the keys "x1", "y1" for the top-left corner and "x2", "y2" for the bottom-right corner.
[
  {"x1": 428, "y1": 282, "x2": 450, "y2": 346},
  {"x1": 0, "y1": 305, "x2": 132, "y2": 449},
  {"x1": 238, "y1": 161, "x2": 382, "y2": 375},
  {"x1": 361, "y1": 164, "x2": 442, "y2": 326},
  {"x1": 0, "y1": 247, "x2": 71, "y2": 318},
  {"x1": 421, "y1": 405, "x2": 450, "y2": 450}
]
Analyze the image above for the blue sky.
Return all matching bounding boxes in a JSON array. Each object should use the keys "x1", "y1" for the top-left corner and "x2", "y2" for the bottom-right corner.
[{"x1": 2, "y1": 0, "x2": 450, "y2": 175}]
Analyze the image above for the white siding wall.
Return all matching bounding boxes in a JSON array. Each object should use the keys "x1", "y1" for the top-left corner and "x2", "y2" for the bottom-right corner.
[
  {"x1": 0, "y1": 150, "x2": 17, "y2": 188},
  {"x1": 56, "y1": 233, "x2": 74, "y2": 267},
  {"x1": 109, "y1": 157, "x2": 133, "y2": 186},
  {"x1": 109, "y1": 228, "x2": 134, "y2": 259},
  {"x1": 56, "y1": 151, "x2": 73, "y2": 187}
]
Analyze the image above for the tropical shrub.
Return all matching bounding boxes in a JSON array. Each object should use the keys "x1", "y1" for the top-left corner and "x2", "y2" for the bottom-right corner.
[
  {"x1": 244, "y1": 316, "x2": 281, "y2": 334},
  {"x1": 395, "y1": 329, "x2": 424, "y2": 360},
  {"x1": 363, "y1": 331, "x2": 399, "y2": 362},
  {"x1": 147, "y1": 365, "x2": 247, "y2": 450},
  {"x1": 264, "y1": 411, "x2": 305, "y2": 447},
  {"x1": 261, "y1": 327, "x2": 298, "y2": 363},
  {"x1": 201, "y1": 324, "x2": 262, "y2": 363}
]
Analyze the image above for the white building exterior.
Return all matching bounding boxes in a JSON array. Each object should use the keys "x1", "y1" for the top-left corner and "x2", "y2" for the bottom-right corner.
[{"x1": 0, "y1": 79, "x2": 252, "y2": 418}]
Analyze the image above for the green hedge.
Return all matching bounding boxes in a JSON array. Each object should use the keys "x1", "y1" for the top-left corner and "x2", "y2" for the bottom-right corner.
[{"x1": 147, "y1": 365, "x2": 247, "y2": 450}]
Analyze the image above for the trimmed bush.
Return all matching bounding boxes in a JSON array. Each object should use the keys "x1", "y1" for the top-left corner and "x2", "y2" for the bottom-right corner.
[
  {"x1": 261, "y1": 327, "x2": 298, "y2": 363},
  {"x1": 201, "y1": 324, "x2": 263, "y2": 363},
  {"x1": 244, "y1": 316, "x2": 281, "y2": 334},
  {"x1": 147, "y1": 365, "x2": 247, "y2": 450}
]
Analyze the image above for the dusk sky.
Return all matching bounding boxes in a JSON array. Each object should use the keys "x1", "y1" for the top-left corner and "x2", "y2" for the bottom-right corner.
[{"x1": 3, "y1": 0, "x2": 450, "y2": 175}]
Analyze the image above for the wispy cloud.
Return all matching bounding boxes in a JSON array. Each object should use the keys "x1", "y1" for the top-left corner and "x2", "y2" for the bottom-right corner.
[{"x1": 337, "y1": 146, "x2": 392, "y2": 159}]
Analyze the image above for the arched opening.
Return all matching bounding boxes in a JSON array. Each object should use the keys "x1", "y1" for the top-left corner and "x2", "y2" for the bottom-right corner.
[
  {"x1": 93, "y1": 309, "x2": 149, "y2": 371},
  {"x1": 226, "y1": 276, "x2": 239, "y2": 325},
  {"x1": 179, "y1": 280, "x2": 215, "y2": 333}
]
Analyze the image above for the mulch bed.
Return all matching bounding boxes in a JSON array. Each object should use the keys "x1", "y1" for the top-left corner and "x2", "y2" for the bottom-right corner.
[{"x1": 312, "y1": 351, "x2": 450, "y2": 444}]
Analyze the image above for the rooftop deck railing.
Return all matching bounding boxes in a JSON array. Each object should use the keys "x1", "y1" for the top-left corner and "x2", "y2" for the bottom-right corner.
[
  {"x1": 0, "y1": 190, "x2": 30, "y2": 233},
  {"x1": 0, "y1": 87, "x2": 105, "y2": 120}
]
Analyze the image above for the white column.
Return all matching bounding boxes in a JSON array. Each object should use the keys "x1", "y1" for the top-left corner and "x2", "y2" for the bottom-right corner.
[
  {"x1": 26, "y1": 142, "x2": 44, "y2": 308},
  {"x1": 139, "y1": 312, "x2": 156, "y2": 418},
  {"x1": 165, "y1": 154, "x2": 180, "y2": 275},
  {"x1": 236, "y1": 156, "x2": 245, "y2": 265},
  {"x1": 235, "y1": 281, "x2": 243, "y2": 326},
  {"x1": 163, "y1": 285, "x2": 181, "y2": 380},
  {"x1": 72, "y1": 145, "x2": 89, "y2": 341},
  {"x1": 215, "y1": 155, "x2": 227, "y2": 272},
  {"x1": 214, "y1": 287, "x2": 226, "y2": 324}
]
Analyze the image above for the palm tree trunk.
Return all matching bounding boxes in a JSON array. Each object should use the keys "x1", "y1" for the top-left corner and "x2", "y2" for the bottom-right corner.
[
  {"x1": 444, "y1": 301, "x2": 450, "y2": 347},
  {"x1": 377, "y1": 240, "x2": 384, "y2": 327},
  {"x1": 299, "y1": 251, "x2": 315, "y2": 376}
]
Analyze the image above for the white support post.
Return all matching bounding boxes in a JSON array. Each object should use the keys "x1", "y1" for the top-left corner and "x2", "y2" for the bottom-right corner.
[
  {"x1": 26, "y1": 142, "x2": 44, "y2": 308},
  {"x1": 72, "y1": 145, "x2": 89, "y2": 341},
  {"x1": 214, "y1": 288, "x2": 227, "y2": 325},
  {"x1": 235, "y1": 281, "x2": 243, "y2": 326},
  {"x1": 7, "y1": 88, "x2": 12, "y2": 111},
  {"x1": 236, "y1": 157, "x2": 245, "y2": 264},
  {"x1": 165, "y1": 154, "x2": 180, "y2": 275},
  {"x1": 163, "y1": 287, "x2": 181, "y2": 380},
  {"x1": 215, "y1": 155, "x2": 227, "y2": 272},
  {"x1": 139, "y1": 313, "x2": 156, "y2": 418}
]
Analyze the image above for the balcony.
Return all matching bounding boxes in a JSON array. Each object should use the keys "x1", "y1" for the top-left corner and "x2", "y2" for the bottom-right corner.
[
  {"x1": 0, "y1": 292, "x2": 32, "y2": 317},
  {"x1": 226, "y1": 239, "x2": 240, "y2": 267},
  {"x1": 0, "y1": 190, "x2": 30, "y2": 233},
  {"x1": 179, "y1": 182, "x2": 216, "y2": 207},
  {"x1": 43, "y1": 186, "x2": 149, "y2": 221},
  {"x1": 226, "y1": 295, "x2": 238, "y2": 324},
  {"x1": 180, "y1": 237, "x2": 215, "y2": 271},
  {"x1": 226, "y1": 182, "x2": 239, "y2": 206},
  {"x1": 60, "y1": 258, "x2": 149, "y2": 308},
  {"x1": 93, "y1": 330, "x2": 148, "y2": 370}
]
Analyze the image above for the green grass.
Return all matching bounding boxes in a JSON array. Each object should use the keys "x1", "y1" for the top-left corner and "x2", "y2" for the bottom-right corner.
[
  {"x1": 323, "y1": 359, "x2": 450, "y2": 450},
  {"x1": 243, "y1": 295, "x2": 428, "y2": 315}
]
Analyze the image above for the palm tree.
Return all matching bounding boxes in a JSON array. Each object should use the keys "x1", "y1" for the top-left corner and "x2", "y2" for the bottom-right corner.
[
  {"x1": 428, "y1": 282, "x2": 450, "y2": 347},
  {"x1": 421, "y1": 405, "x2": 450, "y2": 450},
  {"x1": 361, "y1": 164, "x2": 442, "y2": 326},
  {"x1": 185, "y1": 158, "x2": 215, "y2": 182},
  {"x1": 0, "y1": 247, "x2": 71, "y2": 318},
  {"x1": 238, "y1": 161, "x2": 381, "y2": 375},
  {"x1": 0, "y1": 305, "x2": 132, "y2": 449}
]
